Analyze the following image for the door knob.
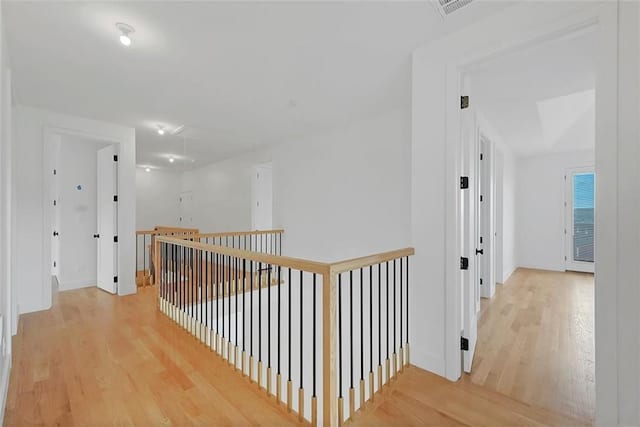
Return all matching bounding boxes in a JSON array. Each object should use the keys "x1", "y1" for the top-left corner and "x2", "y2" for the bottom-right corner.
[
  {"x1": 475, "y1": 248, "x2": 484, "y2": 255},
  {"x1": 53, "y1": 231, "x2": 59, "y2": 237},
  {"x1": 93, "y1": 234, "x2": 100, "y2": 238}
]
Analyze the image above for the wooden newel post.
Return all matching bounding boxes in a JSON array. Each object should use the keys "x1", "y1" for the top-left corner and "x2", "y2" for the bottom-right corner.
[
  {"x1": 322, "y1": 269, "x2": 338, "y2": 426},
  {"x1": 153, "y1": 235, "x2": 160, "y2": 287}
]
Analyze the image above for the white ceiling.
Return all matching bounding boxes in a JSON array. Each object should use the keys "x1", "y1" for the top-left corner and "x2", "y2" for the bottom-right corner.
[
  {"x1": 5, "y1": 1, "x2": 513, "y2": 170},
  {"x1": 469, "y1": 27, "x2": 596, "y2": 157}
]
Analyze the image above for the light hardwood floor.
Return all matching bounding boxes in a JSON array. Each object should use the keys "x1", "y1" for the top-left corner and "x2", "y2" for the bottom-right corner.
[
  {"x1": 4, "y1": 286, "x2": 303, "y2": 426},
  {"x1": 5, "y1": 268, "x2": 593, "y2": 426},
  {"x1": 470, "y1": 268, "x2": 595, "y2": 423},
  {"x1": 351, "y1": 365, "x2": 587, "y2": 426}
]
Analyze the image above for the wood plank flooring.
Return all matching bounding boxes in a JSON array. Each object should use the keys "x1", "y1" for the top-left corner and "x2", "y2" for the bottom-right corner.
[
  {"x1": 353, "y1": 268, "x2": 593, "y2": 426},
  {"x1": 4, "y1": 286, "x2": 303, "y2": 426},
  {"x1": 351, "y1": 366, "x2": 587, "y2": 426},
  {"x1": 470, "y1": 268, "x2": 594, "y2": 423},
  {"x1": 5, "y1": 267, "x2": 594, "y2": 426}
]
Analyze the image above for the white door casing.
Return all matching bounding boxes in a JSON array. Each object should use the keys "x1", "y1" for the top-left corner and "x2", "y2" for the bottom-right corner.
[
  {"x1": 477, "y1": 135, "x2": 496, "y2": 299},
  {"x1": 461, "y1": 81, "x2": 479, "y2": 373},
  {"x1": 96, "y1": 145, "x2": 118, "y2": 294}
]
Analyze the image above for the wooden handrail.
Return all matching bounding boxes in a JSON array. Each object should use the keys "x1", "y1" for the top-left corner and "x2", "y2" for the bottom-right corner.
[
  {"x1": 329, "y1": 248, "x2": 415, "y2": 275},
  {"x1": 196, "y1": 229, "x2": 285, "y2": 238},
  {"x1": 154, "y1": 234, "x2": 414, "y2": 426},
  {"x1": 136, "y1": 229, "x2": 156, "y2": 235},
  {"x1": 156, "y1": 235, "x2": 330, "y2": 275},
  {"x1": 136, "y1": 226, "x2": 200, "y2": 236}
]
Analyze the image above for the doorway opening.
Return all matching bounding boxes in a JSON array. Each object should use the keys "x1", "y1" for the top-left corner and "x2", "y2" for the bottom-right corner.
[
  {"x1": 49, "y1": 134, "x2": 119, "y2": 296},
  {"x1": 458, "y1": 24, "x2": 596, "y2": 422}
]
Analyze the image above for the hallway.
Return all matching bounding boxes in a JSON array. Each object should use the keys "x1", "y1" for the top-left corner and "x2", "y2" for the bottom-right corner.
[
  {"x1": 471, "y1": 269, "x2": 595, "y2": 423},
  {"x1": 5, "y1": 279, "x2": 592, "y2": 426},
  {"x1": 4, "y1": 287, "x2": 302, "y2": 426}
]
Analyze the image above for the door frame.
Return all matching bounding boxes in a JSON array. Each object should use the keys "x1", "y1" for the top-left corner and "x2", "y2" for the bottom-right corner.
[
  {"x1": 440, "y1": 7, "x2": 613, "y2": 385},
  {"x1": 564, "y1": 165, "x2": 595, "y2": 273},
  {"x1": 476, "y1": 132, "x2": 495, "y2": 299},
  {"x1": 42, "y1": 124, "x2": 135, "y2": 308}
]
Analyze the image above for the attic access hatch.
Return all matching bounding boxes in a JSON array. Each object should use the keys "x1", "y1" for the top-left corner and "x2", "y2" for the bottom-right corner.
[{"x1": 432, "y1": 0, "x2": 474, "y2": 17}]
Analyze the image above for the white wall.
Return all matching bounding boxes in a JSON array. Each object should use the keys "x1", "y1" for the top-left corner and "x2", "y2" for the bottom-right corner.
[
  {"x1": 0, "y1": 8, "x2": 13, "y2": 421},
  {"x1": 500, "y1": 145, "x2": 516, "y2": 283},
  {"x1": 272, "y1": 109, "x2": 411, "y2": 262},
  {"x1": 181, "y1": 109, "x2": 411, "y2": 263},
  {"x1": 181, "y1": 148, "x2": 271, "y2": 233},
  {"x1": 136, "y1": 168, "x2": 181, "y2": 230},
  {"x1": 12, "y1": 105, "x2": 136, "y2": 315},
  {"x1": 516, "y1": 150, "x2": 594, "y2": 272},
  {"x1": 56, "y1": 136, "x2": 107, "y2": 290}
]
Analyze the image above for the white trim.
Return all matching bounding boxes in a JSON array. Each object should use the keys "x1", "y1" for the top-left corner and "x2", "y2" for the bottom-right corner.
[
  {"x1": 58, "y1": 279, "x2": 96, "y2": 291},
  {"x1": 0, "y1": 355, "x2": 10, "y2": 423}
]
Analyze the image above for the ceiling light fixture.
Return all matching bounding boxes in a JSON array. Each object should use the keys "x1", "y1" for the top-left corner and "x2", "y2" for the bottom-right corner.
[
  {"x1": 116, "y1": 23, "x2": 135, "y2": 47},
  {"x1": 157, "y1": 125, "x2": 165, "y2": 136},
  {"x1": 172, "y1": 125, "x2": 186, "y2": 136},
  {"x1": 145, "y1": 167, "x2": 151, "y2": 172},
  {"x1": 169, "y1": 157, "x2": 175, "y2": 163}
]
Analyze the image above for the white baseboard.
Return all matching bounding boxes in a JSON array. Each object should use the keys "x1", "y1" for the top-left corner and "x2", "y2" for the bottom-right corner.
[
  {"x1": 58, "y1": 279, "x2": 95, "y2": 291},
  {"x1": 411, "y1": 348, "x2": 446, "y2": 378},
  {"x1": 0, "y1": 354, "x2": 11, "y2": 423}
]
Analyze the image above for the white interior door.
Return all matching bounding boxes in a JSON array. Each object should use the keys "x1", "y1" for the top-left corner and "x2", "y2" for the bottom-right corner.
[
  {"x1": 565, "y1": 167, "x2": 595, "y2": 273},
  {"x1": 461, "y1": 85, "x2": 479, "y2": 373},
  {"x1": 252, "y1": 164, "x2": 273, "y2": 230},
  {"x1": 97, "y1": 145, "x2": 118, "y2": 294},
  {"x1": 477, "y1": 135, "x2": 495, "y2": 298},
  {"x1": 179, "y1": 191, "x2": 193, "y2": 226},
  {"x1": 51, "y1": 165, "x2": 60, "y2": 279}
]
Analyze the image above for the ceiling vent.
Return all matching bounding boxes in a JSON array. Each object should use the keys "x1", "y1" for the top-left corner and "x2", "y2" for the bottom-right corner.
[{"x1": 433, "y1": 0, "x2": 474, "y2": 17}]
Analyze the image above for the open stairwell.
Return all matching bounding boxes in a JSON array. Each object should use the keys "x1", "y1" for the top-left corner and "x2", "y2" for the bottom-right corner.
[{"x1": 153, "y1": 228, "x2": 414, "y2": 426}]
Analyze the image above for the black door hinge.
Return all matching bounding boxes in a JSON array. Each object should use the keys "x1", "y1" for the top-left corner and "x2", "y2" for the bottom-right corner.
[
  {"x1": 460, "y1": 176, "x2": 469, "y2": 189},
  {"x1": 113, "y1": 236, "x2": 118, "y2": 243},
  {"x1": 480, "y1": 278, "x2": 483, "y2": 285},
  {"x1": 460, "y1": 257, "x2": 469, "y2": 270},
  {"x1": 53, "y1": 200, "x2": 57, "y2": 206},
  {"x1": 114, "y1": 276, "x2": 118, "y2": 283},
  {"x1": 53, "y1": 169, "x2": 57, "y2": 175},
  {"x1": 461, "y1": 96, "x2": 469, "y2": 110},
  {"x1": 113, "y1": 155, "x2": 118, "y2": 162},
  {"x1": 113, "y1": 195, "x2": 118, "y2": 202},
  {"x1": 480, "y1": 195, "x2": 483, "y2": 202},
  {"x1": 480, "y1": 153, "x2": 483, "y2": 160},
  {"x1": 461, "y1": 337, "x2": 469, "y2": 351}
]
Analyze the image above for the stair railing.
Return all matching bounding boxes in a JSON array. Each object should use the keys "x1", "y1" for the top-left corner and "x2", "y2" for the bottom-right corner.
[{"x1": 155, "y1": 235, "x2": 413, "y2": 426}]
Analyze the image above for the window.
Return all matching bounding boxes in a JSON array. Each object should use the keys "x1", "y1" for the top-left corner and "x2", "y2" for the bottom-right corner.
[{"x1": 572, "y1": 173, "x2": 594, "y2": 263}]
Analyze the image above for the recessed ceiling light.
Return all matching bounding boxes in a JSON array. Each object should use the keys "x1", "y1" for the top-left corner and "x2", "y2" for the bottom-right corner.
[
  {"x1": 145, "y1": 167, "x2": 151, "y2": 172},
  {"x1": 116, "y1": 23, "x2": 135, "y2": 47},
  {"x1": 157, "y1": 125, "x2": 165, "y2": 136},
  {"x1": 169, "y1": 157, "x2": 175, "y2": 163}
]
